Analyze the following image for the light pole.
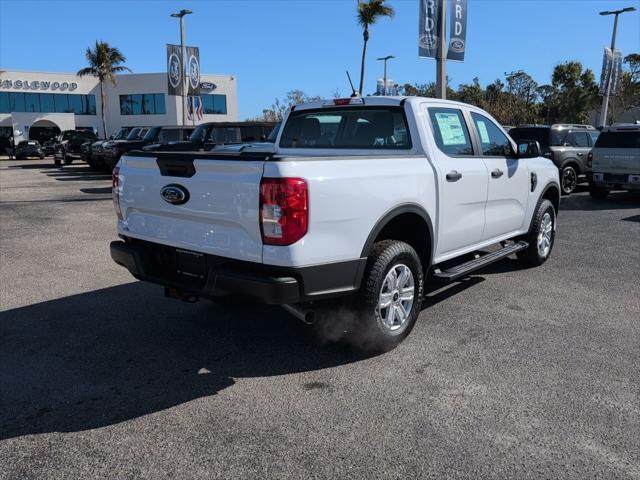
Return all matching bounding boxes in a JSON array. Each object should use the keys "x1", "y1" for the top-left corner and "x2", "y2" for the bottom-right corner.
[
  {"x1": 435, "y1": 0, "x2": 447, "y2": 99},
  {"x1": 376, "y1": 55, "x2": 395, "y2": 96},
  {"x1": 170, "y1": 9, "x2": 192, "y2": 127},
  {"x1": 598, "y1": 6, "x2": 635, "y2": 127}
]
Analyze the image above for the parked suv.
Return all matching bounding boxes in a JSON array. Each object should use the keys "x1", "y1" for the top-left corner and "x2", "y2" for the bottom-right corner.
[
  {"x1": 509, "y1": 124, "x2": 599, "y2": 195},
  {"x1": 15, "y1": 140, "x2": 44, "y2": 160},
  {"x1": 53, "y1": 130, "x2": 98, "y2": 166},
  {"x1": 142, "y1": 122, "x2": 276, "y2": 152},
  {"x1": 588, "y1": 124, "x2": 640, "y2": 199},
  {"x1": 104, "y1": 126, "x2": 192, "y2": 169}
]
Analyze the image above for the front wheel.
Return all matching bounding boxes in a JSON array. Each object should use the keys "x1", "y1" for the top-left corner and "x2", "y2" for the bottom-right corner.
[
  {"x1": 560, "y1": 165, "x2": 578, "y2": 195},
  {"x1": 64, "y1": 155, "x2": 73, "y2": 165},
  {"x1": 345, "y1": 240, "x2": 424, "y2": 354},
  {"x1": 517, "y1": 199, "x2": 556, "y2": 267}
]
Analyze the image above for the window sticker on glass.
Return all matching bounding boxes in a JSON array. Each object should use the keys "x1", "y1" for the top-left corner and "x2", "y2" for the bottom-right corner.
[
  {"x1": 477, "y1": 120, "x2": 491, "y2": 144},
  {"x1": 435, "y1": 112, "x2": 467, "y2": 145}
]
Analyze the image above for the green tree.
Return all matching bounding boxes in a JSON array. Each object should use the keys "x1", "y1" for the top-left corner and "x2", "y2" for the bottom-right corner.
[
  {"x1": 550, "y1": 61, "x2": 598, "y2": 124},
  {"x1": 77, "y1": 41, "x2": 131, "y2": 138},
  {"x1": 356, "y1": 0, "x2": 394, "y2": 96}
]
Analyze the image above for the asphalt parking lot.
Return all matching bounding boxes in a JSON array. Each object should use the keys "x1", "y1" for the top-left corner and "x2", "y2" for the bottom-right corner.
[{"x1": 1, "y1": 158, "x2": 639, "y2": 479}]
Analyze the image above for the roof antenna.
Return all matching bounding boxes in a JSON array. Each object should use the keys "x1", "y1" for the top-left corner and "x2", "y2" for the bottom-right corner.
[{"x1": 346, "y1": 70, "x2": 359, "y2": 97}]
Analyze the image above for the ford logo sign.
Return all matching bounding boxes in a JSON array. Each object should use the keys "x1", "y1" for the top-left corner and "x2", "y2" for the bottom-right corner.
[
  {"x1": 160, "y1": 184, "x2": 190, "y2": 205},
  {"x1": 449, "y1": 38, "x2": 465, "y2": 53}
]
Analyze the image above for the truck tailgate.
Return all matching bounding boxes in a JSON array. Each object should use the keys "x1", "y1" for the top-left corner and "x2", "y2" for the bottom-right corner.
[{"x1": 116, "y1": 152, "x2": 267, "y2": 263}]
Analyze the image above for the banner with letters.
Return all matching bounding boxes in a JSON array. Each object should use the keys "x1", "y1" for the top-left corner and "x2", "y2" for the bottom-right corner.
[
  {"x1": 599, "y1": 48, "x2": 623, "y2": 96},
  {"x1": 446, "y1": 0, "x2": 467, "y2": 61},
  {"x1": 166, "y1": 44, "x2": 183, "y2": 96},
  {"x1": 418, "y1": 0, "x2": 440, "y2": 58},
  {"x1": 185, "y1": 46, "x2": 201, "y2": 96}
]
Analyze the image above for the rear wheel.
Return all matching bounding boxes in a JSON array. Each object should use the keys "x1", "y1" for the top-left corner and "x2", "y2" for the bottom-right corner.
[
  {"x1": 517, "y1": 199, "x2": 556, "y2": 267},
  {"x1": 344, "y1": 240, "x2": 424, "y2": 354},
  {"x1": 560, "y1": 165, "x2": 578, "y2": 195}
]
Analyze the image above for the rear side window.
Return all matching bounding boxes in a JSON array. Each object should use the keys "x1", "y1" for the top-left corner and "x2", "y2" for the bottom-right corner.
[
  {"x1": 589, "y1": 131, "x2": 600, "y2": 146},
  {"x1": 279, "y1": 107, "x2": 411, "y2": 149},
  {"x1": 471, "y1": 112, "x2": 511, "y2": 156},
  {"x1": 428, "y1": 108, "x2": 473, "y2": 156},
  {"x1": 509, "y1": 128, "x2": 551, "y2": 148},
  {"x1": 594, "y1": 131, "x2": 640, "y2": 149},
  {"x1": 572, "y1": 131, "x2": 590, "y2": 147}
]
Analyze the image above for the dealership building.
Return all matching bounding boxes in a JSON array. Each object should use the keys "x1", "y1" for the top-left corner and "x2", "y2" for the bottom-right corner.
[{"x1": 0, "y1": 69, "x2": 238, "y2": 143}]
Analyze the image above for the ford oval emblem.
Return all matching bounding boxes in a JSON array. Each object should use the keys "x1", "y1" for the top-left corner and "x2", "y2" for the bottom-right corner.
[
  {"x1": 160, "y1": 184, "x2": 190, "y2": 205},
  {"x1": 449, "y1": 38, "x2": 465, "y2": 53}
]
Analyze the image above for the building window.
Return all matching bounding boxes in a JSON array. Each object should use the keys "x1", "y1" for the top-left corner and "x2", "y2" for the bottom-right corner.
[
  {"x1": 119, "y1": 93, "x2": 165, "y2": 115},
  {"x1": 202, "y1": 94, "x2": 227, "y2": 115},
  {"x1": 0, "y1": 92, "x2": 95, "y2": 115}
]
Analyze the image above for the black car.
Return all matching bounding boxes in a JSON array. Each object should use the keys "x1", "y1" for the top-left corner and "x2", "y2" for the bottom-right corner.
[
  {"x1": 15, "y1": 140, "x2": 44, "y2": 160},
  {"x1": 142, "y1": 122, "x2": 277, "y2": 152},
  {"x1": 86, "y1": 127, "x2": 135, "y2": 171},
  {"x1": 103, "y1": 126, "x2": 193, "y2": 169},
  {"x1": 41, "y1": 139, "x2": 57, "y2": 156},
  {"x1": 53, "y1": 130, "x2": 98, "y2": 166}
]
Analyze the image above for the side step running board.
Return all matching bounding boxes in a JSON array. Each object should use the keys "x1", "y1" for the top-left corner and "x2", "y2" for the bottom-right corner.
[{"x1": 433, "y1": 241, "x2": 529, "y2": 281}]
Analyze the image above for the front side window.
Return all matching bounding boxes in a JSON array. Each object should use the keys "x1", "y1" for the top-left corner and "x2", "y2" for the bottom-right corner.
[
  {"x1": 428, "y1": 107, "x2": 473, "y2": 156},
  {"x1": 471, "y1": 112, "x2": 511, "y2": 156},
  {"x1": 280, "y1": 107, "x2": 411, "y2": 149}
]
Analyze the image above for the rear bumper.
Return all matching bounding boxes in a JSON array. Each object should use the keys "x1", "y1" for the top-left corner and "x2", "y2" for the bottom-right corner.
[
  {"x1": 110, "y1": 238, "x2": 367, "y2": 305},
  {"x1": 591, "y1": 172, "x2": 640, "y2": 190}
]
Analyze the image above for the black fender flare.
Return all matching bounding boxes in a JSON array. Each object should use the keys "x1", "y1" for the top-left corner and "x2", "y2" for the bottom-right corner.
[
  {"x1": 525, "y1": 182, "x2": 560, "y2": 234},
  {"x1": 360, "y1": 203, "x2": 435, "y2": 266}
]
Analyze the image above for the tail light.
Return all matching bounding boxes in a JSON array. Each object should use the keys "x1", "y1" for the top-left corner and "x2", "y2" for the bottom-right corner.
[
  {"x1": 260, "y1": 177, "x2": 308, "y2": 246},
  {"x1": 112, "y1": 165, "x2": 123, "y2": 220},
  {"x1": 587, "y1": 152, "x2": 593, "y2": 169}
]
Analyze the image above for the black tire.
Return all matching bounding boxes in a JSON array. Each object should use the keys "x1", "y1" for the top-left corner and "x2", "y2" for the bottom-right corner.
[
  {"x1": 517, "y1": 199, "x2": 556, "y2": 267},
  {"x1": 560, "y1": 165, "x2": 578, "y2": 195},
  {"x1": 588, "y1": 184, "x2": 610, "y2": 199},
  {"x1": 342, "y1": 240, "x2": 424, "y2": 354},
  {"x1": 15, "y1": 155, "x2": 23, "y2": 160},
  {"x1": 64, "y1": 155, "x2": 73, "y2": 165},
  {"x1": 39, "y1": 154, "x2": 44, "y2": 160},
  {"x1": 54, "y1": 158, "x2": 61, "y2": 166}
]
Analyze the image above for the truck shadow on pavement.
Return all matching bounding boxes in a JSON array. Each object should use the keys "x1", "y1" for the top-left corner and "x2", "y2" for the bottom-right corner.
[
  {"x1": 560, "y1": 191, "x2": 640, "y2": 211},
  {"x1": 0, "y1": 282, "x2": 364, "y2": 440}
]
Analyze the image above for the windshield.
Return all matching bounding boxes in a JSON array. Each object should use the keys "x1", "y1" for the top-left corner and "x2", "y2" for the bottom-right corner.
[
  {"x1": 142, "y1": 127, "x2": 160, "y2": 141},
  {"x1": 594, "y1": 131, "x2": 640, "y2": 149},
  {"x1": 189, "y1": 124, "x2": 208, "y2": 142},
  {"x1": 280, "y1": 107, "x2": 411, "y2": 149},
  {"x1": 113, "y1": 128, "x2": 132, "y2": 140},
  {"x1": 126, "y1": 128, "x2": 141, "y2": 140}
]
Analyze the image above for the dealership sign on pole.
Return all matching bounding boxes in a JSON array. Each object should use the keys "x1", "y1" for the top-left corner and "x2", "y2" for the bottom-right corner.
[
  {"x1": 418, "y1": 0, "x2": 468, "y2": 98},
  {"x1": 599, "y1": 47, "x2": 623, "y2": 96},
  {"x1": 185, "y1": 46, "x2": 201, "y2": 96},
  {"x1": 446, "y1": 0, "x2": 467, "y2": 61},
  {"x1": 166, "y1": 44, "x2": 183, "y2": 96},
  {"x1": 418, "y1": 0, "x2": 441, "y2": 58}
]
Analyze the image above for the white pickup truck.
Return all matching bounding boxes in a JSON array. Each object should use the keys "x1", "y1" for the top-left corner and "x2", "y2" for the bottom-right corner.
[{"x1": 110, "y1": 96, "x2": 560, "y2": 352}]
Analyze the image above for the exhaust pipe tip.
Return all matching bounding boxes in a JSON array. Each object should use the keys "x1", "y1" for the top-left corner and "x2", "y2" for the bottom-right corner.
[{"x1": 283, "y1": 304, "x2": 316, "y2": 325}]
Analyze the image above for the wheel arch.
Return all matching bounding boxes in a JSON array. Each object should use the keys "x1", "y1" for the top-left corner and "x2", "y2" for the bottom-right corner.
[{"x1": 361, "y1": 204, "x2": 434, "y2": 271}]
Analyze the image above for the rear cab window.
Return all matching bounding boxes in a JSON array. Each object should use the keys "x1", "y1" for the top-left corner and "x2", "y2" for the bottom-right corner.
[
  {"x1": 594, "y1": 130, "x2": 640, "y2": 149},
  {"x1": 427, "y1": 107, "x2": 473, "y2": 156},
  {"x1": 279, "y1": 107, "x2": 411, "y2": 149}
]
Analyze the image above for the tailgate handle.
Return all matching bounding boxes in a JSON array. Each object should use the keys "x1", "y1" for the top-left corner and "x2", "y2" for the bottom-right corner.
[{"x1": 156, "y1": 157, "x2": 196, "y2": 178}]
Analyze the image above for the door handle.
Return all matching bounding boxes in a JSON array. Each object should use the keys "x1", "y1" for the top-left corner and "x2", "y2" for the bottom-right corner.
[
  {"x1": 446, "y1": 170, "x2": 462, "y2": 182},
  {"x1": 491, "y1": 169, "x2": 504, "y2": 178}
]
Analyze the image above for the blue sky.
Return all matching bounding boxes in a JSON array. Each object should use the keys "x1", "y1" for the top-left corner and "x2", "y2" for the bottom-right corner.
[{"x1": 1, "y1": 0, "x2": 639, "y2": 119}]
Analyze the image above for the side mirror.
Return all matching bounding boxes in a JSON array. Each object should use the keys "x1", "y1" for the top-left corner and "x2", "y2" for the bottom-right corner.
[{"x1": 517, "y1": 140, "x2": 541, "y2": 158}]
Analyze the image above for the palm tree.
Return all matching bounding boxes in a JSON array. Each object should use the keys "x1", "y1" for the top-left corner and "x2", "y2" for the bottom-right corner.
[
  {"x1": 356, "y1": 0, "x2": 394, "y2": 95},
  {"x1": 77, "y1": 41, "x2": 131, "y2": 138}
]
